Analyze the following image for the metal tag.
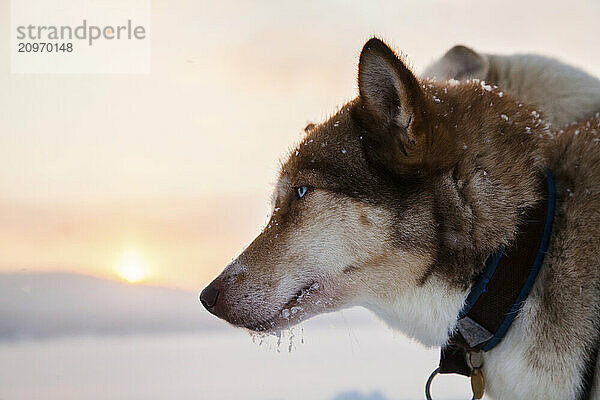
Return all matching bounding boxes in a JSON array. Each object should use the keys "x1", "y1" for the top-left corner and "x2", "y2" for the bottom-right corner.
[{"x1": 470, "y1": 368, "x2": 485, "y2": 399}]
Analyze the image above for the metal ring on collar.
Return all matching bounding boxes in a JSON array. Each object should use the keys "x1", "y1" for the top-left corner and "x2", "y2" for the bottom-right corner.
[{"x1": 425, "y1": 368, "x2": 475, "y2": 400}]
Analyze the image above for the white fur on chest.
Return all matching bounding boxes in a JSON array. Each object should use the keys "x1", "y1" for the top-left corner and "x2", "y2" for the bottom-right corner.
[
  {"x1": 482, "y1": 276, "x2": 587, "y2": 400},
  {"x1": 365, "y1": 276, "x2": 585, "y2": 399},
  {"x1": 483, "y1": 315, "x2": 578, "y2": 400}
]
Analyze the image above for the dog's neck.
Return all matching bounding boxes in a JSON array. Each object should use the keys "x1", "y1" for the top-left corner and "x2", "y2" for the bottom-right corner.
[
  {"x1": 369, "y1": 82, "x2": 553, "y2": 347},
  {"x1": 423, "y1": 83, "x2": 548, "y2": 284}
]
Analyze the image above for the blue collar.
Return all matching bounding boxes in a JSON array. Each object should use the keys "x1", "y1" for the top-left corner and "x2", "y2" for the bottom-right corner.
[
  {"x1": 458, "y1": 169, "x2": 557, "y2": 352},
  {"x1": 431, "y1": 171, "x2": 560, "y2": 398}
]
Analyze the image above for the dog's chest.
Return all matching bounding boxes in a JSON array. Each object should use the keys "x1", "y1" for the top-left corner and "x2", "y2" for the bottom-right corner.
[{"x1": 482, "y1": 291, "x2": 581, "y2": 400}]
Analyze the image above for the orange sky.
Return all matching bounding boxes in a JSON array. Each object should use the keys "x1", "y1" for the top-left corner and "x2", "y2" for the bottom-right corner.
[{"x1": 2, "y1": 0, "x2": 600, "y2": 290}]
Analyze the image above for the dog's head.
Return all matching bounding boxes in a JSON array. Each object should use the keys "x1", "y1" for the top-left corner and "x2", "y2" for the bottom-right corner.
[
  {"x1": 423, "y1": 45, "x2": 489, "y2": 81},
  {"x1": 201, "y1": 39, "x2": 542, "y2": 344}
]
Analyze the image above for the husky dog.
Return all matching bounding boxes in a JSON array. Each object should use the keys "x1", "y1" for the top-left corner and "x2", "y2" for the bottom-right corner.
[
  {"x1": 201, "y1": 38, "x2": 600, "y2": 400},
  {"x1": 423, "y1": 45, "x2": 600, "y2": 127}
]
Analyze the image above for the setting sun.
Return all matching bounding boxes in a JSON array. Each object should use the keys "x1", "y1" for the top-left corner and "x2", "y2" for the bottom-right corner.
[{"x1": 116, "y1": 250, "x2": 148, "y2": 283}]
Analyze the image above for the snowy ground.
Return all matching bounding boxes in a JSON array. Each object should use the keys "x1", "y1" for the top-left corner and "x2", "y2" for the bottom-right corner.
[
  {"x1": 0, "y1": 274, "x2": 473, "y2": 399},
  {"x1": 0, "y1": 310, "x2": 473, "y2": 400}
]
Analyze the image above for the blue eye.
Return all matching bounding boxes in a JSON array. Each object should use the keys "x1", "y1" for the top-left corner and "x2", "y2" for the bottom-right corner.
[{"x1": 296, "y1": 186, "x2": 309, "y2": 199}]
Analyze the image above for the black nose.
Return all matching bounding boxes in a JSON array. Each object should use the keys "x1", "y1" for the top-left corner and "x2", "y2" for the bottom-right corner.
[{"x1": 200, "y1": 285, "x2": 219, "y2": 313}]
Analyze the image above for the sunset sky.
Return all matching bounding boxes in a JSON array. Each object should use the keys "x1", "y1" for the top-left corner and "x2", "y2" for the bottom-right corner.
[{"x1": 2, "y1": 0, "x2": 600, "y2": 290}]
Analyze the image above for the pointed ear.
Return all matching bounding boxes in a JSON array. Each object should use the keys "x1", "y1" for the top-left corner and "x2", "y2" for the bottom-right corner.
[
  {"x1": 354, "y1": 38, "x2": 442, "y2": 176},
  {"x1": 424, "y1": 45, "x2": 489, "y2": 80}
]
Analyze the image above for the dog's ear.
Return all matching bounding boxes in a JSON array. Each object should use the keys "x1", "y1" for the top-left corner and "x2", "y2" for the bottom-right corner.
[
  {"x1": 354, "y1": 38, "x2": 452, "y2": 176},
  {"x1": 425, "y1": 45, "x2": 489, "y2": 80}
]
